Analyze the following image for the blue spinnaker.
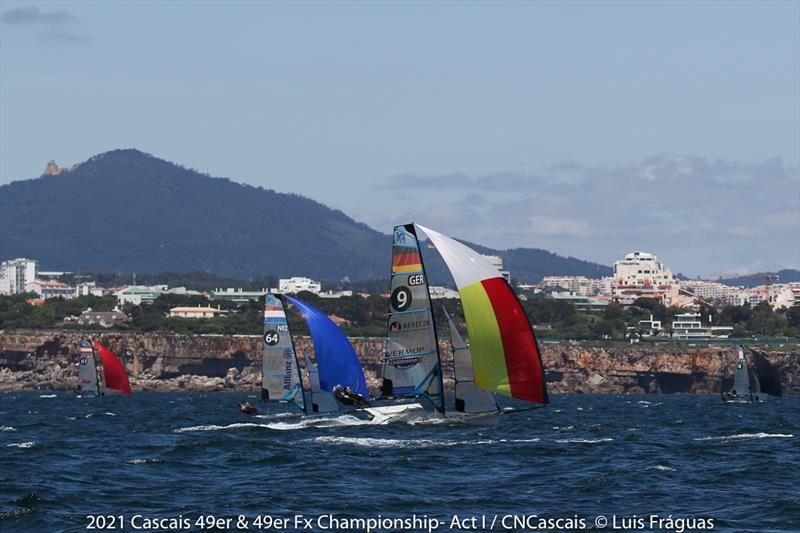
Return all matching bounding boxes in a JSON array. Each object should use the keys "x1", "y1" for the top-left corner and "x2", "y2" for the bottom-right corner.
[{"x1": 284, "y1": 295, "x2": 369, "y2": 397}]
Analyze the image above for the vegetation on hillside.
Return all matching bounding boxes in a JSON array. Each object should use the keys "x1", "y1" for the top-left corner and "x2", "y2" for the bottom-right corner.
[{"x1": 2, "y1": 293, "x2": 798, "y2": 341}]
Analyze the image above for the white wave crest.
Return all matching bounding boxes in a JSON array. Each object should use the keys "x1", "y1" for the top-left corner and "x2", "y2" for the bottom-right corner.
[
  {"x1": 308, "y1": 436, "x2": 542, "y2": 448},
  {"x1": 555, "y1": 438, "x2": 614, "y2": 444},
  {"x1": 7, "y1": 441, "x2": 36, "y2": 448},
  {"x1": 265, "y1": 415, "x2": 371, "y2": 431},
  {"x1": 694, "y1": 433, "x2": 794, "y2": 442},
  {"x1": 125, "y1": 458, "x2": 163, "y2": 464},
  {"x1": 174, "y1": 422, "x2": 271, "y2": 433},
  {"x1": 0, "y1": 426, "x2": 16, "y2": 432},
  {"x1": 649, "y1": 465, "x2": 676, "y2": 472},
  {"x1": 39, "y1": 394, "x2": 57, "y2": 398}
]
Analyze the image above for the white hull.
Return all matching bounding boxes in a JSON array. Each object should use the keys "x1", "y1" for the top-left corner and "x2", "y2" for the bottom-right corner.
[
  {"x1": 445, "y1": 410, "x2": 502, "y2": 426},
  {"x1": 362, "y1": 403, "x2": 428, "y2": 425}
]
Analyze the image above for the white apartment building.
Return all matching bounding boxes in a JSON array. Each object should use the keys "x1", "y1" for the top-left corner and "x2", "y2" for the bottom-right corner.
[
  {"x1": 0, "y1": 258, "x2": 38, "y2": 295},
  {"x1": 680, "y1": 280, "x2": 740, "y2": 304},
  {"x1": 542, "y1": 276, "x2": 592, "y2": 296},
  {"x1": 76, "y1": 282, "x2": 105, "y2": 298},
  {"x1": 169, "y1": 306, "x2": 222, "y2": 319},
  {"x1": 24, "y1": 280, "x2": 75, "y2": 300},
  {"x1": 613, "y1": 251, "x2": 676, "y2": 305},
  {"x1": 279, "y1": 277, "x2": 322, "y2": 295},
  {"x1": 114, "y1": 285, "x2": 202, "y2": 306},
  {"x1": 481, "y1": 255, "x2": 511, "y2": 282},
  {"x1": 671, "y1": 313, "x2": 733, "y2": 340}
]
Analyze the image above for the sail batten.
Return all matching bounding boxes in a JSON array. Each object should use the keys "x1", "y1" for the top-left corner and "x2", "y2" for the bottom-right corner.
[{"x1": 416, "y1": 224, "x2": 547, "y2": 405}]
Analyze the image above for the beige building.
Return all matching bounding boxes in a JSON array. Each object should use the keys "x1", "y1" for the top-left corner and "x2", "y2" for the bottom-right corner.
[{"x1": 169, "y1": 306, "x2": 221, "y2": 319}]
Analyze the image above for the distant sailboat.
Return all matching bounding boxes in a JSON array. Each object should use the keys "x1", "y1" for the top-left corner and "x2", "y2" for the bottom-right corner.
[
  {"x1": 721, "y1": 345, "x2": 782, "y2": 403},
  {"x1": 77, "y1": 339, "x2": 132, "y2": 395}
]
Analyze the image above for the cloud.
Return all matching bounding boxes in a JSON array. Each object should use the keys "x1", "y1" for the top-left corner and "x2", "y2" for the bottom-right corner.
[
  {"x1": 1, "y1": 6, "x2": 77, "y2": 24},
  {"x1": 41, "y1": 29, "x2": 88, "y2": 43},
  {"x1": 360, "y1": 154, "x2": 799, "y2": 276}
]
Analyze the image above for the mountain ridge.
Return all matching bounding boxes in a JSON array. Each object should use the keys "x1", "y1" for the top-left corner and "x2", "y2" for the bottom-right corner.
[{"x1": 0, "y1": 149, "x2": 612, "y2": 282}]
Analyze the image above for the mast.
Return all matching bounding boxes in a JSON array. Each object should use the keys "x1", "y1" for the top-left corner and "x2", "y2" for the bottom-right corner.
[{"x1": 382, "y1": 223, "x2": 445, "y2": 412}]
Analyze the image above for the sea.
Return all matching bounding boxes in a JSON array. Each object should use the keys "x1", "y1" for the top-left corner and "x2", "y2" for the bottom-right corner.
[{"x1": 1, "y1": 392, "x2": 797, "y2": 533}]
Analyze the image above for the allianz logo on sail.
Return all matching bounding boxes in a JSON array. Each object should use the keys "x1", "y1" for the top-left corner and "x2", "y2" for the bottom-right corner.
[{"x1": 388, "y1": 319, "x2": 430, "y2": 332}]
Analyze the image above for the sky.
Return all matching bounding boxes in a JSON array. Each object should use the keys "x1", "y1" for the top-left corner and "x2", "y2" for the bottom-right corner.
[{"x1": 1, "y1": 1, "x2": 798, "y2": 278}]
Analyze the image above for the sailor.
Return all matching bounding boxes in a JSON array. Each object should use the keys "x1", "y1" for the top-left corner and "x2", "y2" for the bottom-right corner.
[
  {"x1": 238, "y1": 401, "x2": 258, "y2": 415},
  {"x1": 333, "y1": 384, "x2": 371, "y2": 408}
]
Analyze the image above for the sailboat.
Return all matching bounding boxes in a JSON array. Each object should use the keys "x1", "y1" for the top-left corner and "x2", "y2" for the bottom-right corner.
[
  {"x1": 374, "y1": 223, "x2": 547, "y2": 423},
  {"x1": 442, "y1": 307, "x2": 501, "y2": 424},
  {"x1": 721, "y1": 345, "x2": 782, "y2": 403},
  {"x1": 284, "y1": 294, "x2": 368, "y2": 414},
  {"x1": 260, "y1": 293, "x2": 368, "y2": 416},
  {"x1": 77, "y1": 339, "x2": 132, "y2": 395},
  {"x1": 415, "y1": 224, "x2": 548, "y2": 409}
]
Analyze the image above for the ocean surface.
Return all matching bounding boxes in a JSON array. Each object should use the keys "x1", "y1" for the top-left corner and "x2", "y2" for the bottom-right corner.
[{"x1": 1, "y1": 392, "x2": 797, "y2": 533}]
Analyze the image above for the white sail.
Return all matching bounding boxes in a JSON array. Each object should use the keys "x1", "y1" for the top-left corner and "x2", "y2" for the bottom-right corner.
[
  {"x1": 443, "y1": 308, "x2": 500, "y2": 415},
  {"x1": 303, "y1": 353, "x2": 339, "y2": 414},
  {"x1": 78, "y1": 340, "x2": 99, "y2": 395}
]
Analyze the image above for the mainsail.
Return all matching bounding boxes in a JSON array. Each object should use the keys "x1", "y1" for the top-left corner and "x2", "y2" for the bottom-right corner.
[
  {"x1": 416, "y1": 224, "x2": 547, "y2": 404},
  {"x1": 382, "y1": 224, "x2": 444, "y2": 411},
  {"x1": 732, "y1": 345, "x2": 752, "y2": 400},
  {"x1": 285, "y1": 295, "x2": 368, "y2": 397},
  {"x1": 443, "y1": 307, "x2": 500, "y2": 415},
  {"x1": 92, "y1": 341, "x2": 132, "y2": 394},
  {"x1": 261, "y1": 294, "x2": 305, "y2": 411},
  {"x1": 303, "y1": 353, "x2": 340, "y2": 414},
  {"x1": 750, "y1": 351, "x2": 782, "y2": 397},
  {"x1": 78, "y1": 339, "x2": 99, "y2": 395}
]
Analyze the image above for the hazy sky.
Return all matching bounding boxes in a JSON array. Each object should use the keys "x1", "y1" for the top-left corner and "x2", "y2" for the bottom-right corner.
[{"x1": 1, "y1": 1, "x2": 798, "y2": 278}]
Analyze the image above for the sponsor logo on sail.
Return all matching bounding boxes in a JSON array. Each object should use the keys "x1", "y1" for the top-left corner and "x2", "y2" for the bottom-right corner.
[
  {"x1": 388, "y1": 319, "x2": 430, "y2": 332},
  {"x1": 389, "y1": 356, "x2": 422, "y2": 368}
]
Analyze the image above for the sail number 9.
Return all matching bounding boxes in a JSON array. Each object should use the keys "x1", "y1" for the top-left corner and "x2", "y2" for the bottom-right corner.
[
  {"x1": 264, "y1": 331, "x2": 280, "y2": 346},
  {"x1": 391, "y1": 286, "x2": 412, "y2": 311}
]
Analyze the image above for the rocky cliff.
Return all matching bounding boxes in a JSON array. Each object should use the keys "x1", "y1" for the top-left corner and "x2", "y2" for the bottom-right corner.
[{"x1": 1, "y1": 330, "x2": 798, "y2": 394}]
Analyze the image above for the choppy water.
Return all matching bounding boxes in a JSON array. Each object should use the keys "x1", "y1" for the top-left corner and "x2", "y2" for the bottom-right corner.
[{"x1": 1, "y1": 392, "x2": 798, "y2": 532}]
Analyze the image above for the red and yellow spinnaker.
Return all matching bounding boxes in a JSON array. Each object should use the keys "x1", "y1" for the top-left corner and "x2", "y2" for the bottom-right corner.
[{"x1": 416, "y1": 224, "x2": 547, "y2": 404}]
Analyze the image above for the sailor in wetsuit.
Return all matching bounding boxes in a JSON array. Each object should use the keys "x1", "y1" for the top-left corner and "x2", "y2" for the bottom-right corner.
[
  {"x1": 238, "y1": 401, "x2": 258, "y2": 415},
  {"x1": 332, "y1": 385, "x2": 371, "y2": 408}
]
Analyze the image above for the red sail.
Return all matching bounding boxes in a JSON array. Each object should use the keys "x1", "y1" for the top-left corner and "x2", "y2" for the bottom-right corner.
[{"x1": 93, "y1": 341, "x2": 132, "y2": 394}]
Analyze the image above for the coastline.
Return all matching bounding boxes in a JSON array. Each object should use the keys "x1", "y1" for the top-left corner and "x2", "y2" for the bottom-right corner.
[{"x1": 1, "y1": 329, "x2": 798, "y2": 394}]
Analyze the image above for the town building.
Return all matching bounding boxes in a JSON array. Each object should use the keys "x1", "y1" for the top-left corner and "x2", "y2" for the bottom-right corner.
[
  {"x1": 0, "y1": 258, "x2": 38, "y2": 295},
  {"x1": 75, "y1": 309, "x2": 130, "y2": 328},
  {"x1": 209, "y1": 288, "x2": 269, "y2": 302},
  {"x1": 612, "y1": 251, "x2": 677, "y2": 306},
  {"x1": 76, "y1": 282, "x2": 105, "y2": 298},
  {"x1": 24, "y1": 280, "x2": 74, "y2": 300},
  {"x1": 428, "y1": 286, "x2": 460, "y2": 299},
  {"x1": 542, "y1": 276, "x2": 592, "y2": 296},
  {"x1": 671, "y1": 313, "x2": 733, "y2": 340},
  {"x1": 114, "y1": 285, "x2": 202, "y2": 306},
  {"x1": 481, "y1": 255, "x2": 510, "y2": 282},
  {"x1": 680, "y1": 280, "x2": 740, "y2": 305},
  {"x1": 168, "y1": 306, "x2": 222, "y2": 319},
  {"x1": 549, "y1": 291, "x2": 609, "y2": 312},
  {"x1": 279, "y1": 277, "x2": 322, "y2": 295},
  {"x1": 638, "y1": 314, "x2": 663, "y2": 337},
  {"x1": 318, "y1": 290, "x2": 354, "y2": 299}
]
